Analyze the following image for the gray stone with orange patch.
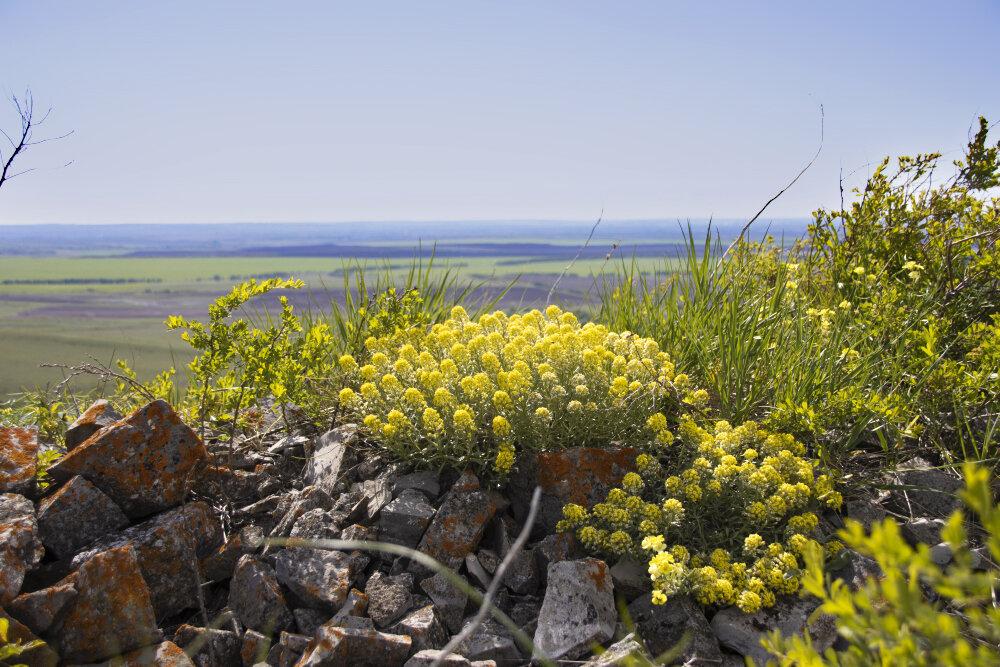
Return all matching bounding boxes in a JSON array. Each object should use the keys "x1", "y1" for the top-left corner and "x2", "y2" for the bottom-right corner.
[
  {"x1": 0, "y1": 426, "x2": 38, "y2": 495},
  {"x1": 390, "y1": 604, "x2": 449, "y2": 655},
  {"x1": 366, "y1": 570, "x2": 415, "y2": 628},
  {"x1": 36, "y1": 474, "x2": 129, "y2": 559},
  {"x1": 70, "y1": 501, "x2": 222, "y2": 620},
  {"x1": 64, "y1": 399, "x2": 123, "y2": 450},
  {"x1": 274, "y1": 547, "x2": 354, "y2": 611},
  {"x1": 419, "y1": 571, "x2": 469, "y2": 634},
  {"x1": 0, "y1": 493, "x2": 42, "y2": 568},
  {"x1": 297, "y1": 625, "x2": 413, "y2": 666},
  {"x1": 47, "y1": 400, "x2": 209, "y2": 519},
  {"x1": 7, "y1": 580, "x2": 78, "y2": 635},
  {"x1": 533, "y1": 558, "x2": 617, "y2": 662},
  {"x1": 113, "y1": 640, "x2": 196, "y2": 666},
  {"x1": 413, "y1": 471, "x2": 496, "y2": 575},
  {"x1": 49, "y1": 544, "x2": 162, "y2": 663}
]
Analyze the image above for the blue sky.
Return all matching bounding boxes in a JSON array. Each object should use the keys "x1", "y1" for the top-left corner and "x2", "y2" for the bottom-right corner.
[{"x1": 0, "y1": 1, "x2": 997, "y2": 225}]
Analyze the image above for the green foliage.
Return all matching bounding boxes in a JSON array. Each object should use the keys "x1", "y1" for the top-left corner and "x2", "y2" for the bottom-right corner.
[
  {"x1": 35, "y1": 447, "x2": 62, "y2": 490},
  {"x1": 338, "y1": 304, "x2": 684, "y2": 477},
  {"x1": 0, "y1": 389, "x2": 71, "y2": 444},
  {"x1": 0, "y1": 617, "x2": 43, "y2": 667},
  {"x1": 559, "y1": 417, "x2": 843, "y2": 612},
  {"x1": 764, "y1": 462, "x2": 1000, "y2": 666}
]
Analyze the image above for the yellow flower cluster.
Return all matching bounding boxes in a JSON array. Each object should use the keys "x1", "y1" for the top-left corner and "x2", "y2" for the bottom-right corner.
[
  {"x1": 559, "y1": 416, "x2": 842, "y2": 612},
  {"x1": 339, "y1": 304, "x2": 681, "y2": 476}
]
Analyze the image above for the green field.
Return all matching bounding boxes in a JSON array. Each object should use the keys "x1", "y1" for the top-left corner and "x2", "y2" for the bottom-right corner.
[{"x1": 0, "y1": 253, "x2": 669, "y2": 397}]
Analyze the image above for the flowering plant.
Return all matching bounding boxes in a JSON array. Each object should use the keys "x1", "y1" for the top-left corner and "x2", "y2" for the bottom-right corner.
[
  {"x1": 337, "y1": 304, "x2": 687, "y2": 477},
  {"x1": 558, "y1": 417, "x2": 843, "y2": 612}
]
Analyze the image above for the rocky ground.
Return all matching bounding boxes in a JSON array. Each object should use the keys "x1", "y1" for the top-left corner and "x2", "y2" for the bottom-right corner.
[{"x1": 0, "y1": 399, "x2": 978, "y2": 666}]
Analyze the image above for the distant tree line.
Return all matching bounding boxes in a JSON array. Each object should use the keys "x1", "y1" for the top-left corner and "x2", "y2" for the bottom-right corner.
[{"x1": 1, "y1": 278, "x2": 163, "y2": 285}]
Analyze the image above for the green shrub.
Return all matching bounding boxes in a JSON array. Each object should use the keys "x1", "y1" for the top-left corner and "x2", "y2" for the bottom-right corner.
[
  {"x1": 559, "y1": 417, "x2": 843, "y2": 612},
  {"x1": 338, "y1": 304, "x2": 687, "y2": 477},
  {"x1": 764, "y1": 462, "x2": 1000, "y2": 666}
]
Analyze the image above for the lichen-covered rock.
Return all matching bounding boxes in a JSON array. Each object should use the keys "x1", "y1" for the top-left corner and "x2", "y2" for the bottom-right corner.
[
  {"x1": 274, "y1": 547, "x2": 354, "y2": 611},
  {"x1": 380, "y1": 488, "x2": 435, "y2": 549},
  {"x1": 287, "y1": 507, "x2": 340, "y2": 544},
  {"x1": 390, "y1": 605, "x2": 448, "y2": 654},
  {"x1": 49, "y1": 545, "x2": 161, "y2": 663},
  {"x1": 7, "y1": 580, "x2": 77, "y2": 635},
  {"x1": 453, "y1": 616, "x2": 523, "y2": 665},
  {"x1": 414, "y1": 471, "x2": 496, "y2": 574},
  {"x1": 36, "y1": 474, "x2": 129, "y2": 559},
  {"x1": 509, "y1": 447, "x2": 637, "y2": 535},
  {"x1": 64, "y1": 399, "x2": 123, "y2": 450},
  {"x1": 0, "y1": 426, "x2": 38, "y2": 495},
  {"x1": 228, "y1": 555, "x2": 294, "y2": 634},
  {"x1": 202, "y1": 525, "x2": 265, "y2": 582},
  {"x1": 326, "y1": 588, "x2": 369, "y2": 628},
  {"x1": 240, "y1": 629, "x2": 271, "y2": 667},
  {"x1": 502, "y1": 549, "x2": 539, "y2": 595},
  {"x1": 0, "y1": 606, "x2": 58, "y2": 667},
  {"x1": 0, "y1": 493, "x2": 43, "y2": 569},
  {"x1": 366, "y1": 570, "x2": 415, "y2": 628},
  {"x1": 47, "y1": 399, "x2": 208, "y2": 519},
  {"x1": 70, "y1": 501, "x2": 222, "y2": 620},
  {"x1": 297, "y1": 625, "x2": 413, "y2": 666},
  {"x1": 710, "y1": 595, "x2": 837, "y2": 666},
  {"x1": 534, "y1": 533, "x2": 583, "y2": 586},
  {"x1": 627, "y1": 594, "x2": 721, "y2": 665},
  {"x1": 0, "y1": 544, "x2": 25, "y2": 605},
  {"x1": 533, "y1": 558, "x2": 617, "y2": 662}
]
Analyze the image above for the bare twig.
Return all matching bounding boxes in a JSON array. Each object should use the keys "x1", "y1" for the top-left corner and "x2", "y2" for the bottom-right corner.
[
  {"x1": 40, "y1": 358, "x2": 156, "y2": 402},
  {"x1": 723, "y1": 106, "x2": 825, "y2": 259},
  {"x1": 0, "y1": 90, "x2": 73, "y2": 192},
  {"x1": 547, "y1": 211, "x2": 603, "y2": 306}
]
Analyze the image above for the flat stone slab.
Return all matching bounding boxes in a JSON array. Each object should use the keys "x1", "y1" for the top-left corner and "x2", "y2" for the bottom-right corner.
[
  {"x1": 298, "y1": 625, "x2": 412, "y2": 666},
  {"x1": 48, "y1": 399, "x2": 208, "y2": 519},
  {"x1": 0, "y1": 427, "x2": 38, "y2": 495},
  {"x1": 8, "y1": 580, "x2": 78, "y2": 636},
  {"x1": 302, "y1": 426, "x2": 358, "y2": 496}
]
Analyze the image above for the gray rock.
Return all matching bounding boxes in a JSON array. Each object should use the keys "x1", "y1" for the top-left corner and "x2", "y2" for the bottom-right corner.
[
  {"x1": 830, "y1": 549, "x2": 884, "y2": 591},
  {"x1": 241, "y1": 629, "x2": 272, "y2": 666},
  {"x1": 844, "y1": 493, "x2": 888, "y2": 533},
  {"x1": 275, "y1": 631, "x2": 311, "y2": 667},
  {"x1": 610, "y1": 557, "x2": 650, "y2": 602},
  {"x1": 268, "y1": 434, "x2": 310, "y2": 455},
  {"x1": 930, "y1": 542, "x2": 954, "y2": 566},
  {"x1": 502, "y1": 550, "x2": 539, "y2": 595},
  {"x1": 36, "y1": 475, "x2": 129, "y2": 559},
  {"x1": 202, "y1": 525, "x2": 265, "y2": 582},
  {"x1": 294, "y1": 607, "x2": 332, "y2": 637},
  {"x1": 302, "y1": 426, "x2": 358, "y2": 496},
  {"x1": 7, "y1": 580, "x2": 77, "y2": 635},
  {"x1": 534, "y1": 533, "x2": 584, "y2": 586},
  {"x1": 288, "y1": 507, "x2": 340, "y2": 544},
  {"x1": 366, "y1": 570, "x2": 415, "y2": 628},
  {"x1": 393, "y1": 470, "x2": 441, "y2": 500},
  {"x1": 297, "y1": 625, "x2": 412, "y2": 666},
  {"x1": 902, "y1": 517, "x2": 947, "y2": 546},
  {"x1": 626, "y1": 594, "x2": 721, "y2": 664},
  {"x1": 582, "y1": 633, "x2": 654, "y2": 665},
  {"x1": 228, "y1": 555, "x2": 294, "y2": 634},
  {"x1": 381, "y1": 488, "x2": 436, "y2": 549},
  {"x1": 274, "y1": 547, "x2": 354, "y2": 611},
  {"x1": 420, "y1": 572, "x2": 469, "y2": 634},
  {"x1": 64, "y1": 399, "x2": 123, "y2": 450},
  {"x1": 453, "y1": 616, "x2": 523, "y2": 665},
  {"x1": 711, "y1": 595, "x2": 837, "y2": 666},
  {"x1": 390, "y1": 605, "x2": 449, "y2": 654},
  {"x1": 885, "y1": 457, "x2": 963, "y2": 519},
  {"x1": 173, "y1": 624, "x2": 242, "y2": 667},
  {"x1": 0, "y1": 427, "x2": 38, "y2": 496},
  {"x1": 404, "y1": 650, "x2": 475, "y2": 667},
  {"x1": 533, "y1": 558, "x2": 617, "y2": 662},
  {"x1": 363, "y1": 477, "x2": 395, "y2": 522},
  {"x1": 0, "y1": 493, "x2": 43, "y2": 569},
  {"x1": 465, "y1": 552, "x2": 493, "y2": 589}
]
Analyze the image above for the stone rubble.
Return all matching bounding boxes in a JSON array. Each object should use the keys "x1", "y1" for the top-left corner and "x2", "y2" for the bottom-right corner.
[{"x1": 0, "y1": 397, "x2": 973, "y2": 665}]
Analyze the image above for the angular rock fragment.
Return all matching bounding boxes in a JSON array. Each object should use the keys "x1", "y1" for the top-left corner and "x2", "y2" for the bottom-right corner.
[
  {"x1": 710, "y1": 595, "x2": 837, "y2": 666},
  {"x1": 453, "y1": 616, "x2": 523, "y2": 665},
  {"x1": 71, "y1": 501, "x2": 222, "y2": 620},
  {"x1": 241, "y1": 629, "x2": 272, "y2": 666},
  {"x1": 113, "y1": 641, "x2": 195, "y2": 666},
  {"x1": 0, "y1": 493, "x2": 43, "y2": 569},
  {"x1": 534, "y1": 533, "x2": 583, "y2": 585},
  {"x1": 502, "y1": 549, "x2": 539, "y2": 595},
  {"x1": 0, "y1": 606, "x2": 58, "y2": 667},
  {"x1": 287, "y1": 507, "x2": 340, "y2": 544},
  {"x1": 8, "y1": 580, "x2": 77, "y2": 635},
  {"x1": 366, "y1": 570, "x2": 415, "y2": 628},
  {"x1": 293, "y1": 607, "x2": 331, "y2": 638},
  {"x1": 47, "y1": 399, "x2": 208, "y2": 519},
  {"x1": 609, "y1": 557, "x2": 650, "y2": 601},
  {"x1": 582, "y1": 632, "x2": 654, "y2": 665},
  {"x1": 49, "y1": 545, "x2": 161, "y2": 663},
  {"x1": 202, "y1": 525, "x2": 265, "y2": 582},
  {"x1": 173, "y1": 624, "x2": 242, "y2": 667},
  {"x1": 393, "y1": 470, "x2": 441, "y2": 500},
  {"x1": 420, "y1": 571, "x2": 469, "y2": 635},
  {"x1": 627, "y1": 594, "x2": 721, "y2": 664},
  {"x1": 64, "y1": 399, "x2": 123, "y2": 450},
  {"x1": 390, "y1": 605, "x2": 448, "y2": 654},
  {"x1": 274, "y1": 547, "x2": 354, "y2": 611},
  {"x1": 885, "y1": 456, "x2": 963, "y2": 519},
  {"x1": 297, "y1": 625, "x2": 412, "y2": 666},
  {"x1": 36, "y1": 474, "x2": 129, "y2": 559},
  {"x1": 381, "y1": 487, "x2": 435, "y2": 549},
  {"x1": 534, "y1": 558, "x2": 617, "y2": 662},
  {"x1": 228, "y1": 555, "x2": 294, "y2": 634},
  {"x1": 414, "y1": 471, "x2": 496, "y2": 574},
  {"x1": 0, "y1": 426, "x2": 38, "y2": 495},
  {"x1": 0, "y1": 543, "x2": 25, "y2": 605},
  {"x1": 325, "y1": 588, "x2": 369, "y2": 628},
  {"x1": 302, "y1": 426, "x2": 358, "y2": 496}
]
